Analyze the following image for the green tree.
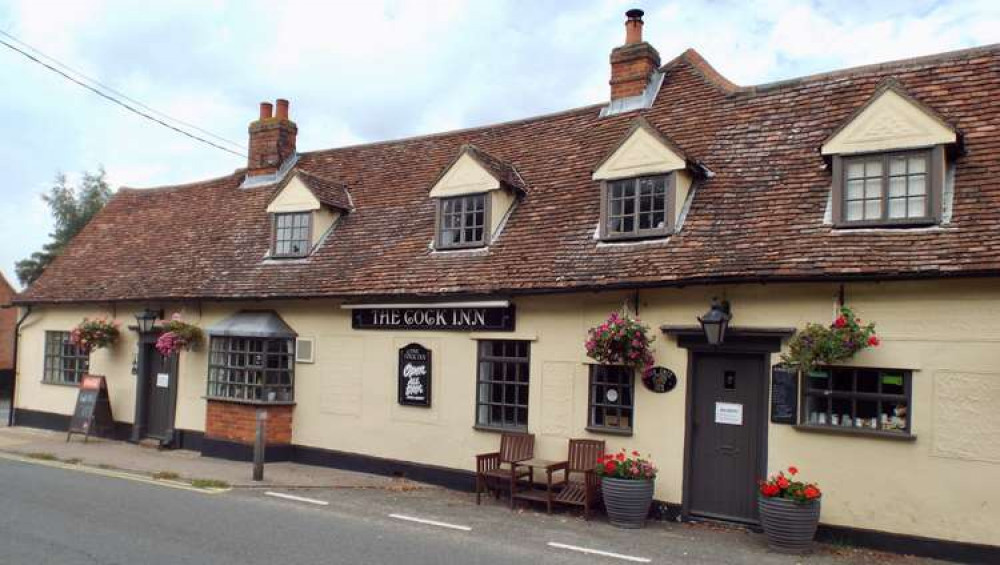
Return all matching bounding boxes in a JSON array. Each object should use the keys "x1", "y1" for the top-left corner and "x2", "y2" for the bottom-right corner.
[{"x1": 16, "y1": 167, "x2": 113, "y2": 287}]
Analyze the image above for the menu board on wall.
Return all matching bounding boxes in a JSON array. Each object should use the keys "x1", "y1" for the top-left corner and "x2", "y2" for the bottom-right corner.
[
  {"x1": 398, "y1": 343, "x2": 431, "y2": 407},
  {"x1": 770, "y1": 366, "x2": 799, "y2": 424}
]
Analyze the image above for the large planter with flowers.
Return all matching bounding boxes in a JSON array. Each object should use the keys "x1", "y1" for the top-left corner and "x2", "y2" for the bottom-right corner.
[
  {"x1": 758, "y1": 466, "x2": 822, "y2": 553},
  {"x1": 596, "y1": 449, "x2": 658, "y2": 529}
]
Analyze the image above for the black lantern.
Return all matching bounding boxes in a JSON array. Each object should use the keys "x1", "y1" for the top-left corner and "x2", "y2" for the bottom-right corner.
[
  {"x1": 698, "y1": 298, "x2": 732, "y2": 346},
  {"x1": 135, "y1": 308, "x2": 159, "y2": 334}
]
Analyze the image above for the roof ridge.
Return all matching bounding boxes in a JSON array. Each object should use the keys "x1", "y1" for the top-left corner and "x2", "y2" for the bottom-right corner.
[
  {"x1": 736, "y1": 42, "x2": 1000, "y2": 96},
  {"x1": 299, "y1": 102, "x2": 605, "y2": 158},
  {"x1": 119, "y1": 170, "x2": 242, "y2": 193}
]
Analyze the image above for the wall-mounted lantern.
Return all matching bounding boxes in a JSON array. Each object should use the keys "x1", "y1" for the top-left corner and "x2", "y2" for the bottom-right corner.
[
  {"x1": 135, "y1": 308, "x2": 159, "y2": 334},
  {"x1": 698, "y1": 298, "x2": 732, "y2": 346}
]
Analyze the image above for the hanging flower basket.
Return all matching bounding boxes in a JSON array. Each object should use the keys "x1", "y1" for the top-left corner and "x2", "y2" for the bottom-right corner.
[
  {"x1": 780, "y1": 306, "x2": 879, "y2": 374},
  {"x1": 758, "y1": 466, "x2": 822, "y2": 553},
  {"x1": 596, "y1": 449, "x2": 658, "y2": 528},
  {"x1": 70, "y1": 318, "x2": 120, "y2": 353},
  {"x1": 585, "y1": 310, "x2": 655, "y2": 376},
  {"x1": 155, "y1": 313, "x2": 204, "y2": 356}
]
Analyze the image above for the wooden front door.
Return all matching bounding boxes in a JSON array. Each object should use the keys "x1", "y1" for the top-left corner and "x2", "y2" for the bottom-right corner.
[
  {"x1": 686, "y1": 352, "x2": 767, "y2": 523},
  {"x1": 143, "y1": 344, "x2": 178, "y2": 441}
]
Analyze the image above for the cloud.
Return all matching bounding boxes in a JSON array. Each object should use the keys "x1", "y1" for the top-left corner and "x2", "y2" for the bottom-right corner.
[{"x1": 0, "y1": 0, "x2": 998, "y2": 287}]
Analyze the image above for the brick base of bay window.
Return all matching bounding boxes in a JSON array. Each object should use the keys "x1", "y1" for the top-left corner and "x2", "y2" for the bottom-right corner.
[{"x1": 205, "y1": 400, "x2": 293, "y2": 445}]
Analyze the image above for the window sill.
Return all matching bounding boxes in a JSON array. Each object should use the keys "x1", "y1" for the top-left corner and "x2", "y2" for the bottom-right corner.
[
  {"x1": 473, "y1": 424, "x2": 528, "y2": 434},
  {"x1": 40, "y1": 380, "x2": 81, "y2": 388},
  {"x1": 793, "y1": 424, "x2": 915, "y2": 442},
  {"x1": 586, "y1": 426, "x2": 633, "y2": 437},
  {"x1": 203, "y1": 396, "x2": 296, "y2": 407}
]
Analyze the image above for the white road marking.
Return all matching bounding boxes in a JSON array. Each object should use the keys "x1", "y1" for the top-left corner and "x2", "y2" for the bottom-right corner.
[
  {"x1": 264, "y1": 491, "x2": 330, "y2": 506},
  {"x1": 388, "y1": 513, "x2": 472, "y2": 531},
  {"x1": 547, "y1": 542, "x2": 651, "y2": 563}
]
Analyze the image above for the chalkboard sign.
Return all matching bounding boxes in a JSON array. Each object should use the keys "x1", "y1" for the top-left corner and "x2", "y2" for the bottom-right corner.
[
  {"x1": 398, "y1": 344, "x2": 431, "y2": 407},
  {"x1": 770, "y1": 366, "x2": 798, "y2": 424},
  {"x1": 67, "y1": 375, "x2": 115, "y2": 442}
]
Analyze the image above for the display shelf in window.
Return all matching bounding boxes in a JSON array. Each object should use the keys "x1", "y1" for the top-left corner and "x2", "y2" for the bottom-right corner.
[{"x1": 800, "y1": 366, "x2": 911, "y2": 435}]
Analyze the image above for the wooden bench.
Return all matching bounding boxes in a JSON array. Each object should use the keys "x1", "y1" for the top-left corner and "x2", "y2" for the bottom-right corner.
[
  {"x1": 475, "y1": 432, "x2": 534, "y2": 508},
  {"x1": 550, "y1": 439, "x2": 605, "y2": 519}
]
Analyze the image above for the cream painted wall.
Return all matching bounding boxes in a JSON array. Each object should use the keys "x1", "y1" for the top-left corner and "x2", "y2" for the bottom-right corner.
[
  {"x1": 489, "y1": 188, "x2": 515, "y2": 240},
  {"x1": 821, "y1": 88, "x2": 956, "y2": 155},
  {"x1": 14, "y1": 279, "x2": 1000, "y2": 546},
  {"x1": 428, "y1": 153, "x2": 500, "y2": 198},
  {"x1": 266, "y1": 176, "x2": 321, "y2": 213},
  {"x1": 593, "y1": 125, "x2": 686, "y2": 181},
  {"x1": 313, "y1": 207, "x2": 340, "y2": 243}
]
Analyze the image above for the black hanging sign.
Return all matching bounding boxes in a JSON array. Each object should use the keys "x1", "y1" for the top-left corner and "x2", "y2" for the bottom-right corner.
[
  {"x1": 352, "y1": 305, "x2": 515, "y2": 332},
  {"x1": 642, "y1": 366, "x2": 677, "y2": 393},
  {"x1": 398, "y1": 343, "x2": 431, "y2": 407},
  {"x1": 770, "y1": 366, "x2": 799, "y2": 424},
  {"x1": 67, "y1": 375, "x2": 115, "y2": 442}
]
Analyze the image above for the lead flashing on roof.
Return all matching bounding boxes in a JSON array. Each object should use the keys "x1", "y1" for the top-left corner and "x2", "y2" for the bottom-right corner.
[
  {"x1": 240, "y1": 153, "x2": 300, "y2": 189},
  {"x1": 599, "y1": 71, "x2": 664, "y2": 118}
]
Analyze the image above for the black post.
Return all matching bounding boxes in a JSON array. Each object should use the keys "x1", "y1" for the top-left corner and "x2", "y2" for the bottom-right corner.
[
  {"x1": 130, "y1": 337, "x2": 149, "y2": 443},
  {"x1": 252, "y1": 409, "x2": 266, "y2": 481}
]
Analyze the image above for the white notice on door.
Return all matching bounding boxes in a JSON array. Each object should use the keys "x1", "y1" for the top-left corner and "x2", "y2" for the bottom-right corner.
[
  {"x1": 156, "y1": 373, "x2": 170, "y2": 388},
  {"x1": 715, "y1": 402, "x2": 743, "y2": 426}
]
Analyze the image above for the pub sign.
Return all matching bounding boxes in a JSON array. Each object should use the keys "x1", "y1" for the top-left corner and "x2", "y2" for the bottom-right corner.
[
  {"x1": 398, "y1": 343, "x2": 431, "y2": 407},
  {"x1": 353, "y1": 305, "x2": 515, "y2": 331}
]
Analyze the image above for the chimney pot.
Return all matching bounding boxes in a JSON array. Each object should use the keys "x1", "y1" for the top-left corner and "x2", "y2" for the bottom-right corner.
[
  {"x1": 275, "y1": 99, "x2": 290, "y2": 120},
  {"x1": 625, "y1": 8, "x2": 644, "y2": 44},
  {"x1": 259, "y1": 102, "x2": 273, "y2": 120}
]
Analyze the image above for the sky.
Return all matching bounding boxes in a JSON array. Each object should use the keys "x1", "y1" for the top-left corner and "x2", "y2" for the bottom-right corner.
[{"x1": 0, "y1": 0, "x2": 998, "y2": 289}]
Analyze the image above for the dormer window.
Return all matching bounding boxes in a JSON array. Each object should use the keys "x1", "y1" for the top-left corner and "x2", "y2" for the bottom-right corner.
[
  {"x1": 428, "y1": 144, "x2": 526, "y2": 251},
  {"x1": 834, "y1": 149, "x2": 942, "y2": 226},
  {"x1": 264, "y1": 169, "x2": 352, "y2": 260},
  {"x1": 602, "y1": 174, "x2": 672, "y2": 239},
  {"x1": 273, "y1": 212, "x2": 312, "y2": 257},
  {"x1": 437, "y1": 193, "x2": 487, "y2": 249},
  {"x1": 593, "y1": 117, "x2": 693, "y2": 241},
  {"x1": 822, "y1": 80, "x2": 956, "y2": 228}
]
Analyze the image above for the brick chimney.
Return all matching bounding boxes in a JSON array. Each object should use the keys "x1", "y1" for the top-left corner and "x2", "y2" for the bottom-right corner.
[
  {"x1": 609, "y1": 9, "x2": 661, "y2": 100},
  {"x1": 247, "y1": 98, "x2": 297, "y2": 176}
]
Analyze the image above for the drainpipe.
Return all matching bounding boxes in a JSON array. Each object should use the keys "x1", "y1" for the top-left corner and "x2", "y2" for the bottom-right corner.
[{"x1": 7, "y1": 305, "x2": 33, "y2": 427}]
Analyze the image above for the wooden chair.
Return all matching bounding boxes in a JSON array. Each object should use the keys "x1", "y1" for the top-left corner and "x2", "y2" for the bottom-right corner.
[
  {"x1": 551, "y1": 439, "x2": 605, "y2": 519},
  {"x1": 475, "y1": 432, "x2": 535, "y2": 507}
]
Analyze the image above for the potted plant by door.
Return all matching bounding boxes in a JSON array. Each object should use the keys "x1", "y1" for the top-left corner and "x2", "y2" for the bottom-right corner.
[
  {"x1": 758, "y1": 466, "x2": 822, "y2": 553},
  {"x1": 595, "y1": 449, "x2": 658, "y2": 528}
]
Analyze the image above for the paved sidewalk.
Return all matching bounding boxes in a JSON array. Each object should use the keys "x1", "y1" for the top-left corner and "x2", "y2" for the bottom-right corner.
[{"x1": 0, "y1": 426, "x2": 430, "y2": 490}]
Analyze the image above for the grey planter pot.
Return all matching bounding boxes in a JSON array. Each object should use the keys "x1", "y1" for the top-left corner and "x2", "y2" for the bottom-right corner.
[
  {"x1": 601, "y1": 477, "x2": 654, "y2": 529},
  {"x1": 758, "y1": 496, "x2": 821, "y2": 554}
]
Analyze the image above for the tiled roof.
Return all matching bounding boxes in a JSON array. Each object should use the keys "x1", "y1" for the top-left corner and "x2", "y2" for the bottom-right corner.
[
  {"x1": 17, "y1": 45, "x2": 1000, "y2": 304},
  {"x1": 461, "y1": 144, "x2": 528, "y2": 194},
  {"x1": 293, "y1": 169, "x2": 353, "y2": 211}
]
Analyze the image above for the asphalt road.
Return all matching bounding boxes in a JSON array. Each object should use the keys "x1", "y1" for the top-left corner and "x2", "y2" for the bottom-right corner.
[{"x1": 0, "y1": 458, "x2": 620, "y2": 565}]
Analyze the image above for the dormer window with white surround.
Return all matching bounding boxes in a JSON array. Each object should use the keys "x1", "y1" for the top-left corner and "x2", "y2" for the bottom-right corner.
[
  {"x1": 265, "y1": 169, "x2": 352, "y2": 259},
  {"x1": 822, "y1": 80, "x2": 957, "y2": 228},
  {"x1": 429, "y1": 144, "x2": 526, "y2": 251},
  {"x1": 593, "y1": 117, "x2": 693, "y2": 241}
]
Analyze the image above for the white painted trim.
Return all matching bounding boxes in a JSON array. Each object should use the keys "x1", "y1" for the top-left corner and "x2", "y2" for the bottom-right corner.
[
  {"x1": 546, "y1": 542, "x2": 651, "y2": 563},
  {"x1": 340, "y1": 301, "x2": 510, "y2": 310},
  {"x1": 388, "y1": 514, "x2": 471, "y2": 531}
]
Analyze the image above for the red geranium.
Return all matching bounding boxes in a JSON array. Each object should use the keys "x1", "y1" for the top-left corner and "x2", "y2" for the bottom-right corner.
[
  {"x1": 595, "y1": 448, "x2": 657, "y2": 481},
  {"x1": 759, "y1": 465, "x2": 821, "y2": 504},
  {"x1": 833, "y1": 316, "x2": 846, "y2": 328},
  {"x1": 868, "y1": 335, "x2": 880, "y2": 346}
]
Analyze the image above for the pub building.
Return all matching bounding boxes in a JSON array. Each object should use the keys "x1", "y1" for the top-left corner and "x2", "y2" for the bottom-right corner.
[{"x1": 9, "y1": 9, "x2": 1000, "y2": 560}]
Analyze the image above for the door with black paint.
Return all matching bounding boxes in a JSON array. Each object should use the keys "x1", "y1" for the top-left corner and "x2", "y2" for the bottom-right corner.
[
  {"x1": 687, "y1": 353, "x2": 766, "y2": 523},
  {"x1": 144, "y1": 344, "x2": 177, "y2": 441}
]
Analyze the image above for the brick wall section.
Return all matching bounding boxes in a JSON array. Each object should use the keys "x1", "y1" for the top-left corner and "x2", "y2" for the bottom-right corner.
[
  {"x1": 609, "y1": 42, "x2": 661, "y2": 99},
  {"x1": 205, "y1": 401, "x2": 293, "y2": 445},
  {"x1": 0, "y1": 274, "x2": 16, "y2": 370},
  {"x1": 247, "y1": 118, "x2": 297, "y2": 176}
]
